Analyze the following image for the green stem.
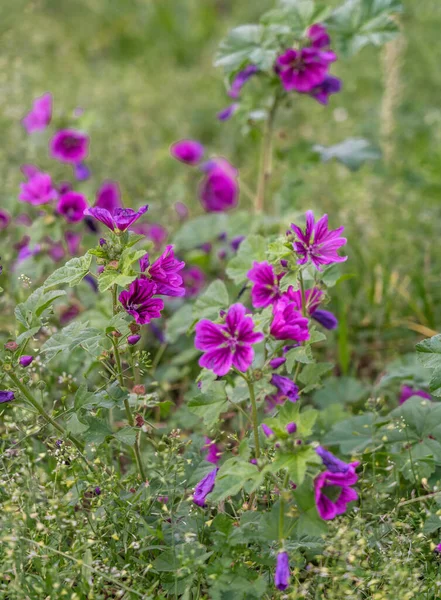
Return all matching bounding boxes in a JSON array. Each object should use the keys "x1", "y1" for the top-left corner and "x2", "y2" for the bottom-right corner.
[
  {"x1": 239, "y1": 372, "x2": 260, "y2": 459},
  {"x1": 255, "y1": 95, "x2": 279, "y2": 214}
]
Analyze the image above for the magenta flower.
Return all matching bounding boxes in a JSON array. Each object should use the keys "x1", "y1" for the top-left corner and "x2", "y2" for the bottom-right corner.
[
  {"x1": 314, "y1": 468, "x2": 358, "y2": 520},
  {"x1": 269, "y1": 357, "x2": 286, "y2": 369},
  {"x1": 199, "y1": 158, "x2": 239, "y2": 213},
  {"x1": 127, "y1": 334, "x2": 141, "y2": 346},
  {"x1": 285, "y1": 286, "x2": 338, "y2": 330},
  {"x1": 315, "y1": 446, "x2": 360, "y2": 474},
  {"x1": 270, "y1": 297, "x2": 310, "y2": 342},
  {"x1": 231, "y1": 236, "x2": 245, "y2": 252},
  {"x1": 229, "y1": 65, "x2": 258, "y2": 98},
  {"x1": 0, "y1": 391, "x2": 15, "y2": 403},
  {"x1": 57, "y1": 192, "x2": 88, "y2": 223},
  {"x1": 50, "y1": 129, "x2": 89, "y2": 164},
  {"x1": 203, "y1": 437, "x2": 222, "y2": 465},
  {"x1": 48, "y1": 241, "x2": 66, "y2": 262},
  {"x1": 195, "y1": 303, "x2": 264, "y2": 376},
  {"x1": 275, "y1": 551, "x2": 290, "y2": 591},
  {"x1": 286, "y1": 422, "x2": 297, "y2": 434},
  {"x1": 310, "y1": 75, "x2": 342, "y2": 105},
  {"x1": 399, "y1": 385, "x2": 431, "y2": 405},
  {"x1": 84, "y1": 205, "x2": 148, "y2": 232},
  {"x1": 291, "y1": 211, "x2": 347, "y2": 270},
  {"x1": 183, "y1": 266, "x2": 206, "y2": 298},
  {"x1": 174, "y1": 202, "x2": 189, "y2": 220},
  {"x1": 145, "y1": 224, "x2": 168, "y2": 250},
  {"x1": 21, "y1": 164, "x2": 39, "y2": 178},
  {"x1": 193, "y1": 467, "x2": 218, "y2": 507},
  {"x1": 65, "y1": 231, "x2": 82, "y2": 255},
  {"x1": 217, "y1": 103, "x2": 239, "y2": 121},
  {"x1": 119, "y1": 278, "x2": 164, "y2": 325},
  {"x1": 95, "y1": 181, "x2": 122, "y2": 212},
  {"x1": 247, "y1": 261, "x2": 284, "y2": 308},
  {"x1": 146, "y1": 245, "x2": 185, "y2": 297},
  {"x1": 262, "y1": 423, "x2": 275, "y2": 438},
  {"x1": 170, "y1": 139, "x2": 204, "y2": 165},
  {"x1": 271, "y1": 374, "x2": 299, "y2": 402},
  {"x1": 74, "y1": 162, "x2": 90, "y2": 181},
  {"x1": 0, "y1": 210, "x2": 11, "y2": 230},
  {"x1": 275, "y1": 47, "x2": 336, "y2": 93},
  {"x1": 19, "y1": 171, "x2": 58, "y2": 206},
  {"x1": 307, "y1": 23, "x2": 331, "y2": 49},
  {"x1": 22, "y1": 93, "x2": 52, "y2": 133},
  {"x1": 19, "y1": 355, "x2": 34, "y2": 368}
]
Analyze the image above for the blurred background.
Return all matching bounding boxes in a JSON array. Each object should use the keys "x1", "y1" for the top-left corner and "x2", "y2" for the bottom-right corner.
[{"x1": 1, "y1": 0, "x2": 441, "y2": 374}]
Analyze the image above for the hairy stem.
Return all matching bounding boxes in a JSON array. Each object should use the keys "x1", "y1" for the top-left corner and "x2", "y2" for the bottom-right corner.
[
  {"x1": 246, "y1": 374, "x2": 260, "y2": 459},
  {"x1": 255, "y1": 95, "x2": 279, "y2": 214}
]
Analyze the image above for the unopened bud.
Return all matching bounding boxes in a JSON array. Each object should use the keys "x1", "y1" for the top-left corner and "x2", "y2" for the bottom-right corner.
[
  {"x1": 132, "y1": 385, "x2": 145, "y2": 395},
  {"x1": 5, "y1": 341, "x2": 18, "y2": 352}
]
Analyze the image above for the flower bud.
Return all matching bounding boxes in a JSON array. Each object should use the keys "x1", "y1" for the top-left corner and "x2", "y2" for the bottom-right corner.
[
  {"x1": 112, "y1": 330, "x2": 122, "y2": 338},
  {"x1": 128, "y1": 334, "x2": 141, "y2": 346},
  {"x1": 286, "y1": 422, "x2": 297, "y2": 434},
  {"x1": 129, "y1": 323, "x2": 140, "y2": 334},
  {"x1": 135, "y1": 413, "x2": 145, "y2": 427},
  {"x1": 132, "y1": 385, "x2": 145, "y2": 395},
  {"x1": 19, "y1": 355, "x2": 34, "y2": 368},
  {"x1": 5, "y1": 341, "x2": 18, "y2": 352},
  {"x1": 108, "y1": 260, "x2": 119, "y2": 270}
]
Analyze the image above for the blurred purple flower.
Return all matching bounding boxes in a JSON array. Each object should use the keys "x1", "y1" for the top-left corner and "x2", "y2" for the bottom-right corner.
[
  {"x1": 171, "y1": 139, "x2": 204, "y2": 165},
  {"x1": 270, "y1": 374, "x2": 299, "y2": 402},
  {"x1": 195, "y1": 303, "x2": 263, "y2": 376},
  {"x1": 58, "y1": 181, "x2": 73, "y2": 195},
  {"x1": 183, "y1": 266, "x2": 206, "y2": 297},
  {"x1": 59, "y1": 305, "x2": 80, "y2": 326},
  {"x1": 74, "y1": 162, "x2": 90, "y2": 181},
  {"x1": 0, "y1": 210, "x2": 10, "y2": 230},
  {"x1": 315, "y1": 446, "x2": 360, "y2": 474},
  {"x1": 310, "y1": 75, "x2": 342, "y2": 104},
  {"x1": 262, "y1": 423, "x2": 274, "y2": 438},
  {"x1": 315, "y1": 468, "x2": 358, "y2": 520},
  {"x1": 291, "y1": 211, "x2": 347, "y2": 270},
  {"x1": 307, "y1": 23, "x2": 331, "y2": 49},
  {"x1": 203, "y1": 437, "x2": 222, "y2": 465},
  {"x1": 95, "y1": 181, "x2": 122, "y2": 212},
  {"x1": 311, "y1": 309, "x2": 338, "y2": 330},
  {"x1": 270, "y1": 297, "x2": 310, "y2": 341},
  {"x1": 217, "y1": 103, "x2": 239, "y2": 121},
  {"x1": 22, "y1": 93, "x2": 52, "y2": 133},
  {"x1": 230, "y1": 236, "x2": 245, "y2": 252},
  {"x1": 19, "y1": 171, "x2": 58, "y2": 205},
  {"x1": 247, "y1": 261, "x2": 283, "y2": 308},
  {"x1": 145, "y1": 223, "x2": 168, "y2": 250},
  {"x1": 57, "y1": 192, "x2": 88, "y2": 223},
  {"x1": 19, "y1": 355, "x2": 34, "y2": 368},
  {"x1": 21, "y1": 164, "x2": 39, "y2": 178},
  {"x1": 193, "y1": 467, "x2": 218, "y2": 507},
  {"x1": 199, "y1": 158, "x2": 239, "y2": 213},
  {"x1": 0, "y1": 391, "x2": 15, "y2": 403},
  {"x1": 119, "y1": 278, "x2": 164, "y2": 324},
  {"x1": 399, "y1": 385, "x2": 431, "y2": 405},
  {"x1": 276, "y1": 48, "x2": 336, "y2": 93},
  {"x1": 286, "y1": 422, "x2": 297, "y2": 434},
  {"x1": 50, "y1": 129, "x2": 89, "y2": 164},
  {"x1": 275, "y1": 552, "x2": 290, "y2": 591},
  {"x1": 65, "y1": 231, "x2": 82, "y2": 255},
  {"x1": 229, "y1": 65, "x2": 258, "y2": 98},
  {"x1": 84, "y1": 205, "x2": 148, "y2": 232},
  {"x1": 174, "y1": 201, "x2": 189, "y2": 220},
  {"x1": 269, "y1": 357, "x2": 286, "y2": 369},
  {"x1": 48, "y1": 241, "x2": 66, "y2": 262}
]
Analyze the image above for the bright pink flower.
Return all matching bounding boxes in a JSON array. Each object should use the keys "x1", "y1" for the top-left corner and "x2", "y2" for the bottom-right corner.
[
  {"x1": 50, "y1": 129, "x2": 89, "y2": 164},
  {"x1": 84, "y1": 205, "x2": 148, "y2": 232},
  {"x1": 119, "y1": 278, "x2": 164, "y2": 325},
  {"x1": 247, "y1": 261, "x2": 283, "y2": 308},
  {"x1": 399, "y1": 385, "x2": 431, "y2": 405},
  {"x1": 171, "y1": 139, "x2": 204, "y2": 165},
  {"x1": 145, "y1": 224, "x2": 168, "y2": 249},
  {"x1": 199, "y1": 158, "x2": 239, "y2": 213},
  {"x1": 276, "y1": 47, "x2": 336, "y2": 93},
  {"x1": 57, "y1": 192, "x2": 88, "y2": 223},
  {"x1": 19, "y1": 171, "x2": 58, "y2": 205},
  {"x1": 65, "y1": 231, "x2": 82, "y2": 255},
  {"x1": 291, "y1": 211, "x2": 347, "y2": 270},
  {"x1": 307, "y1": 23, "x2": 331, "y2": 49},
  {"x1": 314, "y1": 468, "x2": 358, "y2": 521},
  {"x1": 22, "y1": 93, "x2": 52, "y2": 133},
  {"x1": 270, "y1": 297, "x2": 310, "y2": 341},
  {"x1": 144, "y1": 245, "x2": 185, "y2": 297}
]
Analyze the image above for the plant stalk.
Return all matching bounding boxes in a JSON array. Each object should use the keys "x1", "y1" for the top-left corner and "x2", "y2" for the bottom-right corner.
[{"x1": 255, "y1": 95, "x2": 279, "y2": 214}]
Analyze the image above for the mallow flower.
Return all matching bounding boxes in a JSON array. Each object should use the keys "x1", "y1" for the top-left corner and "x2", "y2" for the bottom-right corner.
[
  {"x1": 0, "y1": 391, "x2": 15, "y2": 403},
  {"x1": 399, "y1": 385, "x2": 431, "y2": 405},
  {"x1": 183, "y1": 266, "x2": 206, "y2": 297},
  {"x1": 275, "y1": 47, "x2": 336, "y2": 93},
  {"x1": 247, "y1": 261, "x2": 284, "y2": 308},
  {"x1": 141, "y1": 245, "x2": 185, "y2": 297},
  {"x1": 119, "y1": 278, "x2": 164, "y2": 325},
  {"x1": 84, "y1": 205, "x2": 148, "y2": 232},
  {"x1": 0, "y1": 210, "x2": 10, "y2": 230},
  {"x1": 217, "y1": 103, "x2": 238, "y2": 121},
  {"x1": 291, "y1": 211, "x2": 347, "y2": 270},
  {"x1": 199, "y1": 158, "x2": 239, "y2": 212},
  {"x1": 285, "y1": 286, "x2": 338, "y2": 330},
  {"x1": 307, "y1": 23, "x2": 331, "y2": 49},
  {"x1": 315, "y1": 446, "x2": 360, "y2": 474},
  {"x1": 203, "y1": 438, "x2": 222, "y2": 465},
  {"x1": 274, "y1": 551, "x2": 290, "y2": 591},
  {"x1": 57, "y1": 192, "x2": 88, "y2": 223},
  {"x1": 95, "y1": 181, "x2": 122, "y2": 212},
  {"x1": 195, "y1": 303, "x2": 263, "y2": 376},
  {"x1": 228, "y1": 65, "x2": 258, "y2": 99},
  {"x1": 310, "y1": 75, "x2": 342, "y2": 105},
  {"x1": 22, "y1": 92, "x2": 52, "y2": 133},
  {"x1": 19, "y1": 171, "x2": 58, "y2": 205},
  {"x1": 314, "y1": 468, "x2": 358, "y2": 521},
  {"x1": 171, "y1": 139, "x2": 204, "y2": 165},
  {"x1": 19, "y1": 355, "x2": 34, "y2": 368},
  {"x1": 270, "y1": 297, "x2": 310, "y2": 342},
  {"x1": 270, "y1": 374, "x2": 299, "y2": 403},
  {"x1": 193, "y1": 467, "x2": 218, "y2": 507},
  {"x1": 50, "y1": 129, "x2": 89, "y2": 164}
]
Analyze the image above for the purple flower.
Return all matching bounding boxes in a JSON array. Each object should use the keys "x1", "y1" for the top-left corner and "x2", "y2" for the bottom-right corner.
[
  {"x1": 58, "y1": 181, "x2": 73, "y2": 195},
  {"x1": 84, "y1": 205, "x2": 148, "y2": 232},
  {"x1": 307, "y1": 23, "x2": 331, "y2": 49},
  {"x1": 275, "y1": 551, "x2": 290, "y2": 591},
  {"x1": 199, "y1": 158, "x2": 239, "y2": 213},
  {"x1": 285, "y1": 286, "x2": 338, "y2": 330},
  {"x1": 94, "y1": 487, "x2": 101, "y2": 496},
  {"x1": 174, "y1": 202, "x2": 189, "y2": 220},
  {"x1": 19, "y1": 355, "x2": 34, "y2": 368},
  {"x1": 145, "y1": 224, "x2": 168, "y2": 250},
  {"x1": 59, "y1": 305, "x2": 80, "y2": 326},
  {"x1": 95, "y1": 181, "x2": 122, "y2": 212},
  {"x1": 291, "y1": 211, "x2": 347, "y2": 270},
  {"x1": 57, "y1": 192, "x2": 88, "y2": 223},
  {"x1": 262, "y1": 423, "x2": 275, "y2": 438},
  {"x1": 14, "y1": 243, "x2": 40, "y2": 268},
  {"x1": 399, "y1": 385, "x2": 431, "y2": 405},
  {"x1": 228, "y1": 65, "x2": 258, "y2": 99},
  {"x1": 183, "y1": 266, "x2": 206, "y2": 298},
  {"x1": 269, "y1": 357, "x2": 286, "y2": 369},
  {"x1": 21, "y1": 93, "x2": 52, "y2": 133},
  {"x1": 128, "y1": 334, "x2": 141, "y2": 346},
  {"x1": 311, "y1": 309, "x2": 338, "y2": 330},
  {"x1": 270, "y1": 374, "x2": 299, "y2": 402},
  {"x1": 315, "y1": 446, "x2": 360, "y2": 474},
  {"x1": 65, "y1": 231, "x2": 82, "y2": 256},
  {"x1": 195, "y1": 303, "x2": 264, "y2": 377},
  {"x1": 170, "y1": 139, "x2": 204, "y2": 165},
  {"x1": 314, "y1": 468, "x2": 358, "y2": 520},
  {"x1": 310, "y1": 75, "x2": 342, "y2": 105},
  {"x1": 145, "y1": 245, "x2": 185, "y2": 297},
  {"x1": 19, "y1": 171, "x2": 58, "y2": 205},
  {"x1": 119, "y1": 278, "x2": 164, "y2": 325},
  {"x1": 50, "y1": 129, "x2": 89, "y2": 164},
  {"x1": 0, "y1": 391, "x2": 15, "y2": 403},
  {"x1": 217, "y1": 103, "x2": 239, "y2": 121},
  {"x1": 203, "y1": 437, "x2": 222, "y2": 465},
  {"x1": 0, "y1": 210, "x2": 11, "y2": 230},
  {"x1": 247, "y1": 261, "x2": 284, "y2": 308},
  {"x1": 286, "y1": 422, "x2": 297, "y2": 434},
  {"x1": 230, "y1": 236, "x2": 245, "y2": 252},
  {"x1": 270, "y1": 297, "x2": 310, "y2": 342},
  {"x1": 48, "y1": 241, "x2": 66, "y2": 262},
  {"x1": 276, "y1": 48, "x2": 336, "y2": 93},
  {"x1": 74, "y1": 162, "x2": 90, "y2": 181},
  {"x1": 193, "y1": 467, "x2": 218, "y2": 507},
  {"x1": 435, "y1": 543, "x2": 441, "y2": 554},
  {"x1": 21, "y1": 164, "x2": 39, "y2": 179}
]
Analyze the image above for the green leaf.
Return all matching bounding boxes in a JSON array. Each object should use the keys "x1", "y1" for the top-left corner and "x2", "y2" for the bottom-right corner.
[
  {"x1": 386, "y1": 397, "x2": 441, "y2": 444},
  {"x1": 40, "y1": 320, "x2": 104, "y2": 361},
  {"x1": 265, "y1": 402, "x2": 318, "y2": 439},
  {"x1": 323, "y1": 413, "x2": 376, "y2": 454},
  {"x1": 114, "y1": 426, "x2": 137, "y2": 446},
  {"x1": 66, "y1": 413, "x2": 89, "y2": 435},
  {"x1": 188, "y1": 381, "x2": 228, "y2": 429},
  {"x1": 43, "y1": 254, "x2": 93, "y2": 289},
  {"x1": 15, "y1": 288, "x2": 66, "y2": 328},
  {"x1": 423, "y1": 513, "x2": 441, "y2": 534},
  {"x1": 98, "y1": 270, "x2": 136, "y2": 293},
  {"x1": 82, "y1": 416, "x2": 112, "y2": 446},
  {"x1": 313, "y1": 376, "x2": 369, "y2": 408},
  {"x1": 293, "y1": 483, "x2": 328, "y2": 537},
  {"x1": 214, "y1": 24, "x2": 275, "y2": 73},
  {"x1": 193, "y1": 280, "x2": 229, "y2": 320},
  {"x1": 299, "y1": 362, "x2": 334, "y2": 392},
  {"x1": 173, "y1": 214, "x2": 228, "y2": 251},
  {"x1": 416, "y1": 335, "x2": 441, "y2": 397},
  {"x1": 119, "y1": 247, "x2": 147, "y2": 274},
  {"x1": 313, "y1": 138, "x2": 381, "y2": 171},
  {"x1": 166, "y1": 304, "x2": 194, "y2": 344},
  {"x1": 226, "y1": 234, "x2": 266, "y2": 285},
  {"x1": 326, "y1": 0, "x2": 402, "y2": 56},
  {"x1": 285, "y1": 345, "x2": 314, "y2": 372},
  {"x1": 270, "y1": 446, "x2": 321, "y2": 486},
  {"x1": 208, "y1": 457, "x2": 264, "y2": 502}
]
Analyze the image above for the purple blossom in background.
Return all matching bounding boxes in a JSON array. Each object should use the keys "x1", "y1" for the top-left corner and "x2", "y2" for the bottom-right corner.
[
  {"x1": 217, "y1": 103, "x2": 239, "y2": 121},
  {"x1": 15, "y1": 213, "x2": 32, "y2": 226},
  {"x1": 199, "y1": 242, "x2": 212, "y2": 254},
  {"x1": 19, "y1": 355, "x2": 34, "y2": 368},
  {"x1": 0, "y1": 391, "x2": 15, "y2": 403},
  {"x1": 59, "y1": 305, "x2": 80, "y2": 326},
  {"x1": 119, "y1": 278, "x2": 164, "y2": 325},
  {"x1": 84, "y1": 274, "x2": 98, "y2": 292},
  {"x1": 315, "y1": 446, "x2": 360, "y2": 474},
  {"x1": 269, "y1": 357, "x2": 286, "y2": 369},
  {"x1": 19, "y1": 171, "x2": 58, "y2": 206},
  {"x1": 399, "y1": 385, "x2": 431, "y2": 405},
  {"x1": 199, "y1": 158, "x2": 239, "y2": 213},
  {"x1": 435, "y1": 544, "x2": 441, "y2": 554},
  {"x1": 147, "y1": 245, "x2": 185, "y2": 297},
  {"x1": 145, "y1": 224, "x2": 168, "y2": 249},
  {"x1": 291, "y1": 211, "x2": 347, "y2": 270},
  {"x1": 203, "y1": 437, "x2": 222, "y2": 465},
  {"x1": 270, "y1": 374, "x2": 299, "y2": 402},
  {"x1": 127, "y1": 334, "x2": 141, "y2": 346},
  {"x1": 150, "y1": 321, "x2": 166, "y2": 344},
  {"x1": 0, "y1": 210, "x2": 10, "y2": 230},
  {"x1": 262, "y1": 423, "x2": 274, "y2": 438},
  {"x1": 95, "y1": 181, "x2": 122, "y2": 212},
  {"x1": 22, "y1": 93, "x2": 52, "y2": 133},
  {"x1": 275, "y1": 47, "x2": 336, "y2": 93},
  {"x1": 307, "y1": 23, "x2": 331, "y2": 49},
  {"x1": 170, "y1": 139, "x2": 204, "y2": 165},
  {"x1": 57, "y1": 192, "x2": 88, "y2": 223},
  {"x1": 270, "y1": 297, "x2": 310, "y2": 342},
  {"x1": 58, "y1": 182, "x2": 73, "y2": 195},
  {"x1": 275, "y1": 552, "x2": 290, "y2": 591},
  {"x1": 195, "y1": 303, "x2": 263, "y2": 376},
  {"x1": 311, "y1": 309, "x2": 338, "y2": 330},
  {"x1": 74, "y1": 162, "x2": 90, "y2": 181},
  {"x1": 247, "y1": 261, "x2": 283, "y2": 308},
  {"x1": 14, "y1": 243, "x2": 40, "y2": 269},
  {"x1": 228, "y1": 65, "x2": 258, "y2": 98},
  {"x1": 230, "y1": 236, "x2": 245, "y2": 252},
  {"x1": 50, "y1": 129, "x2": 89, "y2": 164},
  {"x1": 286, "y1": 422, "x2": 297, "y2": 434},
  {"x1": 193, "y1": 467, "x2": 218, "y2": 507},
  {"x1": 174, "y1": 202, "x2": 189, "y2": 220},
  {"x1": 84, "y1": 205, "x2": 148, "y2": 232},
  {"x1": 315, "y1": 468, "x2": 358, "y2": 520},
  {"x1": 48, "y1": 241, "x2": 66, "y2": 262},
  {"x1": 310, "y1": 75, "x2": 342, "y2": 105},
  {"x1": 21, "y1": 164, "x2": 39, "y2": 179},
  {"x1": 65, "y1": 231, "x2": 82, "y2": 255},
  {"x1": 183, "y1": 266, "x2": 206, "y2": 297}
]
